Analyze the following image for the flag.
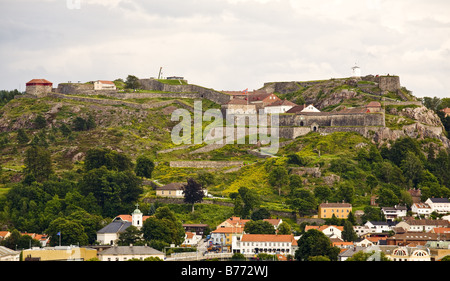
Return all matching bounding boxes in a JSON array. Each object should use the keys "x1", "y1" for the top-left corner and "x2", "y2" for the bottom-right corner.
[
  {"x1": 242, "y1": 88, "x2": 248, "y2": 95},
  {"x1": 57, "y1": 232, "x2": 61, "y2": 236}
]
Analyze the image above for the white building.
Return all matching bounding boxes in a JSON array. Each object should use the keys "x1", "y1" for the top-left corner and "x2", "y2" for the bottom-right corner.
[
  {"x1": 304, "y1": 225, "x2": 343, "y2": 240},
  {"x1": 96, "y1": 205, "x2": 149, "y2": 245},
  {"x1": 0, "y1": 246, "x2": 20, "y2": 261},
  {"x1": 396, "y1": 219, "x2": 450, "y2": 233},
  {"x1": 94, "y1": 80, "x2": 116, "y2": 90},
  {"x1": 301, "y1": 104, "x2": 320, "y2": 113},
  {"x1": 425, "y1": 198, "x2": 450, "y2": 214},
  {"x1": 382, "y1": 205, "x2": 407, "y2": 221},
  {"x1": 411, "y1": 202, "x2": 433, "y2": 218},
  {"x1": 182, "y1": 232, "x2": 202, "y2": 247},
  {"x1": 236, "y1": 234, "x2": 298, "y2": 256},
  {"x1": 264, "y1": 100, "x2": 297, "y2": 114},
  {"x1": 364, "y1": 221, "x2": 395, "y2": 234},
  {"x1": 98, "y1": 245, "x2": 165, "y2": 261},
  {"x1": 351, "y1": 64, "x2": 361, "y2": 77}
]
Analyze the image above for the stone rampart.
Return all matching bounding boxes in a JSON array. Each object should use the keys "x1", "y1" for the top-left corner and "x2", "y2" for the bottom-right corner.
[{"x1": 169, "y1": 161, "x2": 244, "y2": 168}]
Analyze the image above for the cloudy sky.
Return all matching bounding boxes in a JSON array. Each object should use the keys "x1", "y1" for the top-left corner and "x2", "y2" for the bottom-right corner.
[{"x1": 1, "y1": 0, "x2": 450, "y2": 98}]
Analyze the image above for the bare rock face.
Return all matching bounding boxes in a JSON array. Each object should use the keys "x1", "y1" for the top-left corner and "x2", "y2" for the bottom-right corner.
[{"x1": 392, "y1": 106, "x2": 443, "y2": 127}]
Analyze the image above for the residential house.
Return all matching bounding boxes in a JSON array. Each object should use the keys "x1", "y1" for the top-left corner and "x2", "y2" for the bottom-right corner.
[
  {"x1": 301, "y1": 104, "x2": 320, "y2": 113},
  {"x1": 0, "y1": 231, "x2": 11, "y2": 241},
  {"x1": 236, "y1": 234, "x2": 298, "y2": 256},
  {"x1": 364, "y1": 221, "x2": 396, "y2": 234},
  {"x1": 425, "y1": 197, "x2": 450, "y2": 214},
  {"x1": 381, "y1": 205, "x2": 407, "y2": 221},
  {"x1": 411, "y1": 202, "x2": 433, "y2": 218},
  {"x1": 98, "y1": 245, "x2": 164, "y2": 261},
  {"x1": 156, "y1": 182, "x2": 185, "y2": 198},
  {"x1": 222, "y1": 99, "x2": 257, "y2": 115},
  {"x1": 94, "y1": 80, "x2": 116, "y2": 90},
  {"x1": 211, "y1": 227, "x2": 244, "y2": 248},
  {"x1": 182, "y1": 232, "x2": 202, "y2": 247},
  {"x1": 396, "y1": 218, "x2": 450, "y2": 233},
  {"x1": 367, "y1": 245, "x2": 431, "y2": 261},
  {"x1": 264, "y1": 99, "x2": 297, "y2": 114},
  {"x1": 183, "y1": 224, "x2": 209, "y2": 237},
  {"x1": 318, "y1": 202, "x2": 352, "y2": 219},
  {"x1": 0, "y1": 246, "x2": 20, "y2": 261},
  {"x1": 338, "y1": 246, "x2": 366, "y2": 261},
  {"x1": 304, "y1": 225, "x2": 344, "y2": 240},
  {"x1": 441, "y1": 107, "x2": 450, "y2": 117},
  {"x1": 386, "y1": 232, "x2": 450, "y2": 247}
]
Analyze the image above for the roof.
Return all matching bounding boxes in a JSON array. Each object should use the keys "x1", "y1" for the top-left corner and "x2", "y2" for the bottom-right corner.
[
  {"x1": 440, "y1": 108, "x2": 450, "y2": 113},
  {"x1": 97, "y1": 221, "x2": 131, "y2": 234},
  {"x1": 227, "y1": 99, "x2": 251, "y2": 105},
  {"x1": 114, "y1": 214, "x2": 151, "y2": 223},
  {"x1": 404, "y1": 219, "x2": 450, "y2": 226},
  {"x1": 0, "y1": 246, "x2": 20, "y2": 258},
  {"x1": 266, "y1": 99, "x2": 297, "y2": 107},
  {"x1": 99, "y1": 245, "x2": 164, "y2": 256},
  {"x1": 319, "y1": 202, "x2": 352, "y2": 208},
  {"x1": 211, "y1": 227, "x2": 244, "y2": 234},
  {"x1": 305, "y1": 225, "x2": 344, "y2": 232},
  {"x1": 26, "y1": 79, "x2": 52, "y2": 85},
  {"x1": 247, "y1": 93, "x2": 277, "y2": 102},
  {"x1": 241, "y1": 234, "x2": 297, "y2": 245},
  {"x1": 412, "y1": 202, "x2": 431, "y2": 209},
  {"x1": 96, "y1": 80, "x2": 114, "y2": 84},
  {"x1": 156, "y1": 182, "x2": 185, "y2": 191},
  {"x1": 427, "y1": 197, "x2": 450, "y2": 203},
  {"x1": 366, "y1": 101, "x2": 382, "y2": 107},
  {"x1": 286, "y1": 105, "x2": 306, "y2": 113}
]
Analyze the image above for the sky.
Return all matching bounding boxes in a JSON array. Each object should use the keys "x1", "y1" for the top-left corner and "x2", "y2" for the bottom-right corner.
[{"x1": 1, "y1": 0, "x2": 450, "y2": 98}]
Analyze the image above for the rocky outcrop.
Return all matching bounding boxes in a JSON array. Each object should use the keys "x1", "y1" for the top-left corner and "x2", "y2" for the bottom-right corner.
[{"x1": 389, "y1": 106, "x2": 443, "y2": 127}]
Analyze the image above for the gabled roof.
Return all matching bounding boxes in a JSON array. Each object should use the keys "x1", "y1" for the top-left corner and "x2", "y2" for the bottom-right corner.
[
  {"x1": 319, "y1": 202, "x2": 352, "y2": 208},
  {"x1": 266, "y1": 99, "x2": 297, "y2": 107},
  {"x1": 227, "y1": 99, "x2": 251, "y2": 105},
  {"x1": 286, "y1": 105, "x2": 306, "y2": 113},
  {"x1": 427, "y1": 197, "x2": 450, "y2": 203},
  {"x1": 114, "y1": 214, "x2": 151, "y2": 223},
  {"x1": 305, "y1": 225, "x2": 344, "y2": 232},
  {"x1": 156, "y1": 182, "x2": 185, "y2": 191},
  {"x1": 211, "y1": 227, "x2": 244, "y2": 234},
  {"x1": 97, "y1": 221, "x2": 131, "y2": 234}
]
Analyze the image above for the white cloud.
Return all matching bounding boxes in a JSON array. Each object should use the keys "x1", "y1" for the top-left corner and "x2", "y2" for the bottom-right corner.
[{"x1": 1, "y1": 0, "x2": 449, "y2": 98}]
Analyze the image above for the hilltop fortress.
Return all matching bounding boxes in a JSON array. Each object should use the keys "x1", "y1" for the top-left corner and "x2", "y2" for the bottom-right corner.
[{"x1": 24, "y1": 75, "x2": 433, "y2": 142}]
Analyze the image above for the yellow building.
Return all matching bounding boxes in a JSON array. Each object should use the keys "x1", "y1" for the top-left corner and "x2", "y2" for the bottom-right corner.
[
  {"x1": 319, "y1": 202, "x2": 352, "y2": 219},
  {"x1": 22, "y1": 246, "x2": 97, "y2": 261}
]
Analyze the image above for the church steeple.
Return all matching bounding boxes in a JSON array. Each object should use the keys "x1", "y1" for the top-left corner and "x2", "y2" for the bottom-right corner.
[{"x1": 132, "y1": 203, "x2": 143, "y2": 228}]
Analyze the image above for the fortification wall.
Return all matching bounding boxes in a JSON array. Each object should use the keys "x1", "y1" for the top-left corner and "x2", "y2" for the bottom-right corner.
[
  {"x1": 169, "y1": 161, "x2": 244, "y2": 168},
  {"x1": 279, "y1": 112, "x2": 385, "y2": 128}
]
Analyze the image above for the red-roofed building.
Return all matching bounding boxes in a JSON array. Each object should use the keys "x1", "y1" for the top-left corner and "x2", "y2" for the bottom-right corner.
[
  {"x1": 237, "y1": 234, "x2": 298, "y2": 256},
  {"x1": 26, "y1": 79, "x2": 53, "y2": 97},
  {"x1": 441, "y1": 107, "x2": 450, "y2": 117},
  {"x1": 94, "y1": 80, "x2": 117, "y2": 90}
]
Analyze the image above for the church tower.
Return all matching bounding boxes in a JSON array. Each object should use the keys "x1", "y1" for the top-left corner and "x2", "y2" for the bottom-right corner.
[{"x1": 132, "y1": 204, "x2": 143, "y2": 228}]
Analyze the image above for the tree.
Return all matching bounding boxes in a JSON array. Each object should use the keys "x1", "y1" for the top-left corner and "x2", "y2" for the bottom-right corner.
[
  {"x1": 46, "y1": 217, "x2": 89, "y2": 246},
  {"x1": 232, "y1": 187, "x2": 260, "y2": 219},
  {"x1": 24, "y1": 145, "x2": 53, "y2": 182},
  {"x1": 268, "y1": 166, "x2": 289, "y2": 196},
  {"x1": 400, "y1": 151, "x2": 424, "y2": 188},
  {"x1": 135, "y1": 155, "x2": 155, "y2": 178},
  {"x1": 342, "y1": 220, "x2": 358, "y2": 242},
  {"x1": 84, "y1": 148, "x2": 134, "y2": 172},
  {"x1": 287, "y1": 188, "x2": 317, "y2": 217},
  {"x1": 244, "y1": 220, "x2": 275, "y2": 234},
  {"x1": 142, "y1": 207, "x2": 184, "y2": 246},
  {"x1": 16, "y1": 129, "x2": 30, "y2": 144},
  {"x1": 125, "y1": 75, "x2": 141, "y2": 90},
  {"x1": 118, "y1": 225, "x2": 145, "y2": 246},
  {"x1": 251, "y1": 208, "x2": 271, "y2": 221},
  {"x1": 183, "y1": 178, "x2": 204, "y2": 213},
  {"x1": 295, "y1": 229, "x2": 340, "y2": 261},
  {"x1": 277, "y1": 221, "x2": 292, "y2": 235},
  {"x1": 34, "y1": 114, "x2": 47, "y2": 129}
]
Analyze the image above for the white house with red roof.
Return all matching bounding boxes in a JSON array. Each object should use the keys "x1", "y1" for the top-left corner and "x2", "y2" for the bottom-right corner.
[{"x1": 236, "y1": 234, "x2": 298, "y2": 256}]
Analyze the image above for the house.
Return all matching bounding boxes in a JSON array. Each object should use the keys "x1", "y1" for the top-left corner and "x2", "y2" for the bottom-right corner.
[
  {"x1": 156, "y1": 182, "x2": 185, "y2": 198},
  {"x1": 441, "y1": 107, "x2": 450, "y2": 117},
  {"x1": 182, "y1": 232, "x2": 202, "y2": 247},
  {"x1": 25, "y1": 79, "x2": 53, "y2": 97},
  {"x1": 425, "y1": 197, "x2": 450, "y2": 214},
  {"x1": 211, "y1": 227, "x2": 244, "y2": 247},
  {"x1": 411, "y1": 202, "x2": 433, "y2": 218},
  {"x1": 0, "y1": 231, "x2": 11, "y2": 241},
  {"x1": 98, "y1": 245, "x2": 164, "y2": 261},
  {"x1": 381, "y1": 205, "x2": 407, "y2": 221},
  {"x1": 96, "y1": 205, "x2": 149, "y2": 245},
  {"x1": 304, "y1": 225, "x2": 344, "y2": 240},
  {"x1": 386, "y1": 232, "x2": 450, "y2": 247},
  {"x1": 217, "y1": 217, "x2": 282, "y2": 230},
  {"x1": 183, "y1": 224, "x2": 209, "y2": 237},
  {"x1": 338, "y1": 246, "x2": 365, "y2": 261},
  {"x1": 395, "y1": 218, "x2": 450, "y2": 233},
  {"x1": 22, "y1": 245, "x2": 97, "y2": 261},
  {"x1": 263, "y1": 99, "x2": 297, "y2": 114},
  {"x1": 236, "y1": 234, "x2": 298, "y2": 256},
  {"x1": 222, "y1": 99, "x2": 257, "y2": 115},
  {"x1": 246, "y1": 93, "x2": 281, "y2": 109},
  {"x1": 94, "y1": 80, "x2": 116, "y2": 90},
  {"x1": 0, "y1": 246, "x2": 20, "y2": 261},
  {"x1": 365, "y1": 101, "x2": 382, "y2": 113},
  {"x1": 318, "y1": 202, "x2": 352, "y2": 219},
  {"x1": 301, "y1": 104, "x2": 320, "y2": 113},
  {"x1": 366, "y1": 245, "x2": 431, "y2": 261},
  {"x1": 364, "y1": 221, "x2": 396, "y2": 234}
]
